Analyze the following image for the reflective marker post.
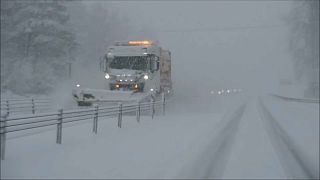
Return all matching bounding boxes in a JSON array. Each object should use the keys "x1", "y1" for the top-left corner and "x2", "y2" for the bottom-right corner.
[
  {"x1": 152, "y1": 99, "x2": 155, "y2": 119},
  {"x1": 136, "y1": 101, "x2": 140, "y2": 123},
  {"x1": 118, "y1": 103, "x2": 122, "y2": 128},
  {"x1": 93, "y1": 104, "x2": 99, "y2": 134},
  {"x1": 31, "y1": 98, "x2": 35, "y2": 114},
  {"x1": 56, "y1": 109, "x2": 63, "y2": 144},
  {"x1": 0, "y1": 115, "x2": 7, "y2": 160},
  {"x1": 162, "y1": 92, "x2": 166, "y2": 116},
  {"x1": 6, "y1": 101, "x2": 9, "y2": 116}
]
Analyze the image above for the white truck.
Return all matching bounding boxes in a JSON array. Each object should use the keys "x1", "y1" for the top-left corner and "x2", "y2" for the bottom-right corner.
[{"x1": 72, "y1": 40, "x2": 172, "y2": 106}]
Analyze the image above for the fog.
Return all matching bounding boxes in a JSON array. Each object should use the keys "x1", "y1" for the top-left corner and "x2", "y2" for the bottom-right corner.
[
  {"x1": 2, "y1": 0, "x2": 316, "y2": 99},
  {"x1": 1, "y1": 1, "x2": 319, "y2": 179},
  {"x1": 111, "y1": 1, "x2": 293, "y2": 98}
]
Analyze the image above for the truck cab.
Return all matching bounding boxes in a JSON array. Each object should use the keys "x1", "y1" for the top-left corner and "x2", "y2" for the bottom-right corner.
[{"x1": 101, "y1": 40, "x2": 161, "y2": 93}]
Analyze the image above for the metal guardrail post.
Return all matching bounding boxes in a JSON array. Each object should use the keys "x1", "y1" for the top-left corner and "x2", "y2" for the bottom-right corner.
[
  {"x1": 0, "y1": 115, "x2": 7, "y2": 160},
  {"x1": 31, "y1": 98, "x2": 35, "y2": 114},
  {"x1": 93, "y1": 104, "x2": 98, "y2": 134},
  {"x1": 151, "y1": 99, "x2": 155, "y2": 119},
  {"x1": 56, "y1": 109, "x2": 63, "y2": 144},
  {"x1": 149, "y1": 99, "x2": 152, "y2": 118},
  {"x1": 136, "y1": 101, "x2": 140, "y2": 123},
  {"x1": 118, "y1": 103, "x2": 122, "y2": 128},
  {"x1": 6, "y1": 100, "x2": 9, "y2": 116},
  {"x1": 162, "y1": 92, "x2": 166, "y2": 116}
]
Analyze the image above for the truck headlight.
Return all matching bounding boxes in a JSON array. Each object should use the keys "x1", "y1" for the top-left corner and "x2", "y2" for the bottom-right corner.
[
  {"x1": 144, "y1": 74, "x2": 149, "y2": 80},
  {"x1": 105, "y1": 73, "x2": 110, "y2": 79}
]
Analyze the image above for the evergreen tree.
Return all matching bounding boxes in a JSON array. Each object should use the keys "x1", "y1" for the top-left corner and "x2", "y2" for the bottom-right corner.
[{"x1": 1, "y1": 0, "x2": 77, "y2": 94}]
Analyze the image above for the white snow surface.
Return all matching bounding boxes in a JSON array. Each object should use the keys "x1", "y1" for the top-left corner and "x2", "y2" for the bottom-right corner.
[
  {"x1": 1, "y1": 93, "x2": 318, "y2": 179},
  {"x1": 1, "y1": 113, "x2": 223, "y2": 179}
]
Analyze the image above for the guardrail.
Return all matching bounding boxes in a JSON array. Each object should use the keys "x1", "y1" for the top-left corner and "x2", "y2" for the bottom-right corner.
[
  {"x1": 0, "y1": 94, "x2": 166, "y2": 160},
  {"x1": 270, "y1": 94, "x2": 320, "y2": 103},
  {"x1": 0, "y1": 98, "x2": 52, "y2": 116}
]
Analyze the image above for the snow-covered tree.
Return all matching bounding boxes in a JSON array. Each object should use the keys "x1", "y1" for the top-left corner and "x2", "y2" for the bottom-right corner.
[
  {"x1": 2, "y1": 0, "x2": 134, "y2": 95},
  {"x1": 288, "y1": 0, "x2": 319, "y2": 97},
  {"x1": 1, "y1": 0, "x2": 77, "y2": 94}
]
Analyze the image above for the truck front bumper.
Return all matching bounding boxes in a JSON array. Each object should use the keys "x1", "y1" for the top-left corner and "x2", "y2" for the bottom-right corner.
[{"x1": 110, "y1": 83, "x2": 144, "y2": 92}]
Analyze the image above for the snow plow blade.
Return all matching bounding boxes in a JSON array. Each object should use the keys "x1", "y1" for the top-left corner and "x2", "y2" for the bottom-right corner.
[{"x1": 72, "y1": 88, "x2": 153, "y2": 106}]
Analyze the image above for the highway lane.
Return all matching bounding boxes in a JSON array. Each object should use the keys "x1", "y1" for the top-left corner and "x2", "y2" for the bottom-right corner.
[{"x1": 183, "y1": 94, "x2": 318, "y2": 179}]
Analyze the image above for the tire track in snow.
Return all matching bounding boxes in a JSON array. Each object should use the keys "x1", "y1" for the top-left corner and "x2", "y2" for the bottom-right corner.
[
  {"x1": 180, "y1": 102, "x2": 247, "y2": 179},
  {"x1": 258, "y1": 98, "x2": 318, "y2": 179}
]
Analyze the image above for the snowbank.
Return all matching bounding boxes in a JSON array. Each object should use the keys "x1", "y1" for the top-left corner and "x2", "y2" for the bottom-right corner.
[{"x1": 1, "y1": 113, "x2": 223, "y2": 179}]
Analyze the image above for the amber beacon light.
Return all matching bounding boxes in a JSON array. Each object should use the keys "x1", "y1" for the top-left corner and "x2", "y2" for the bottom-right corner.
[{"x1": 128, "y1": 40, "x2": 151, "y2": 45}]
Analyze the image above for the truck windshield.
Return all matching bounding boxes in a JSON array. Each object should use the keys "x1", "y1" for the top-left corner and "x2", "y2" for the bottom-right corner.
[{"x1": 109, "y1": 56, "x2": 148, "y2": 70}]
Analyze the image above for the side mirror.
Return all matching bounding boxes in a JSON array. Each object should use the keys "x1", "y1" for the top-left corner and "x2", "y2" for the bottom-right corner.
[
  {"x1": 150, "y1": 60, "x2": 159, "y2": 72},
  {"x1": 150, "y1": 56, "x2": 159, "y2": 72}
]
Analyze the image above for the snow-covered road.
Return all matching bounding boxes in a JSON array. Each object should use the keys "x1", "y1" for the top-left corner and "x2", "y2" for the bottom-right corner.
[
  {"x1": 1, "y1": 94, "x2": 318, "y2": 179},
  {"x1": 223, "y1": 100, "x2": 287, "y2": 179}
]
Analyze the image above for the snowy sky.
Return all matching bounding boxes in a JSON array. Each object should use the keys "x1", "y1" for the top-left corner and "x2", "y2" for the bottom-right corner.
[{"x1": 86, "y1": 1, "x2": 294, "y2": 98}]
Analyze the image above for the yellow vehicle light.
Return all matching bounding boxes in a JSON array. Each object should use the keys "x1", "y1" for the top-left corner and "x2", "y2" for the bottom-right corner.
[{"x1": 128, "y1": 40, "x2": 151, "y2": 46}]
